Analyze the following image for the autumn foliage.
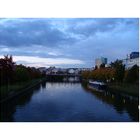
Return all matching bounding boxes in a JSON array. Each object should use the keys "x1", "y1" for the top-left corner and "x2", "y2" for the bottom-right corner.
[
  {"x1": 0, "y1": 55, "x2": 43, "y2": 86},
  {"x1": 82, "y1": 60, "x2": 139, "y2": 84},
  {"x1": 82, "y1": 67, "x2": 115, "y2": 82}
]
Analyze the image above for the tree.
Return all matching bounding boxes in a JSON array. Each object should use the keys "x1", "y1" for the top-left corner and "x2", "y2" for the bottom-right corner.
[
  {"x1": 110, "y1": 60, "x2": 125, "y2": 83},
  {"x1": 124, "y1": 65, "x2": 139, "y2": 83},
  {"x1": 15, "y1": 65, "x2": 30, "y2": 82},
  {"x1": 81, "y1": 68, "x2": 115, "y2": 82},
  {"x1": 81, "y1": 70, "x2": 90, "y2": 80},
  {"x1": 0, "y1": 55, "x2": 15, "y2": 85},
  {"x1": 0, "y1": 55, "x2": 43, "y2": 87},
  {"x1": 100, "y1": 63, "x2": 105, "y2": 68}
]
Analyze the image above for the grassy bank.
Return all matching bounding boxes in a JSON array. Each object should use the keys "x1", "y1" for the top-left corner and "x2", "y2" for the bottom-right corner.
[
  {"x1": 0, "y1": 78, "x2": 45, "y2": 102},
  {"x1": 82, "y1": 79, "x2": 139, "y2": 97},
  {"x1": 108, "y1": 83, "x2": 139, "y2": 97}
]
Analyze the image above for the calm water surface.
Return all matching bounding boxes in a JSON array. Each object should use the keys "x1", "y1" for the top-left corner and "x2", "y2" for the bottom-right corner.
[{"x1": 1, "y1": 81, "x2": 139, "y2": 122}]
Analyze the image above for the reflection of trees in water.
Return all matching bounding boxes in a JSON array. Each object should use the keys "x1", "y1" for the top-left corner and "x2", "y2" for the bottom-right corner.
[
  {"x1": 125, "y1": 102, "x2": 139, "y2": 121},
  {"x1": 0, "y1": 84, "x2": 41, "y2": 122},
  {"x1": 1, "y1": 102, "x2": 16, "y2": 122},
  {"x1": 41, "y1": 81, "x2": 46, "y2": 88},
  {"x1": 81, "y1": 84, "x2": 139, "y2": 122}
]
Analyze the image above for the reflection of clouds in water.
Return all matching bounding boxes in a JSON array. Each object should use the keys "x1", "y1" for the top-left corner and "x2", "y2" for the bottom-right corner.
[{"x1": 1, "y1": 81, "x2": 138, "y2": 122}]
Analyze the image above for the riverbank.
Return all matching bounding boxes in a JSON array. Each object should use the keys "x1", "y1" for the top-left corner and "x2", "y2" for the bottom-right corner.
[
  {"x1": 108, "y1": 83, "x2": 139, "y2": 97},
  {"x1": 0, "y1": 78, "x2": 46, "y2": 103},
  {"x1": 82, "y1": 79, "x2": 139, "y2": 98}
]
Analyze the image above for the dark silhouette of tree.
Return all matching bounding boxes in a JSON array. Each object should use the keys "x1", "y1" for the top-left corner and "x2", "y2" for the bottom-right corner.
[
  {"x1": 100, "y1": 63, "x2": 105, "y2": 68},
  {"x1": 110, "y1": 60, "x2": 125, "y2": 83},
  {"x1": 15, "y1": 65, "x2": 30, "y2": 82},
  {"x1": 0, "y1": 55, "x2": 43, "y2": 86},
  {"x1": 124, "y1": 65, "x2": 139, "y2": 83},
  {"x1": 0, "y1": 55, "x2": 15, "y2": 85}
]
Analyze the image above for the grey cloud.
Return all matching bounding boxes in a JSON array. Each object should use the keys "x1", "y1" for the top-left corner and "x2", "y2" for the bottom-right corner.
[
  {"x1": 0, "y1": 18, "x2": 76, "y2": 47},
  {"x1": 0, "y1": 18, "x2": 138, "y2": 48},
  {"x1": 67, "y1": 18, "x2": 138, "y2": 37},
  {"x1": 0, "y1": 18, "x2": 138, "y2": 68}
]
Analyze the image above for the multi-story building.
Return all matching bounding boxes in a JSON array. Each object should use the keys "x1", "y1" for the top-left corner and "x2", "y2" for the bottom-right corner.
[
  {"x1": 95, "y1": 57, "x2": 107, "y2": 68},
  {"x1": 130, "y1": 52, "x2": 139, "y2": 59},
  {"x1": 123, "y1": 52, "x2": 139, "y2": 69}
]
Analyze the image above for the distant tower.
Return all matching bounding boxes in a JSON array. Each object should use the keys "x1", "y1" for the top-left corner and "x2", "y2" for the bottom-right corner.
[{"x1": 95, "y1": 57, "x2": 107, "y2": 68}]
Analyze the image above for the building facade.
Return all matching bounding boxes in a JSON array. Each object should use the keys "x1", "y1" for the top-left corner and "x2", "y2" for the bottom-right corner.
[
  {"x1": 130, "y1": 52, "x2": 139, "y2": 59},
  {"x1": 123, "y1": 58, "x2": 139, "y2": 69},
  {"x1": 123, "y1": 52, "x2": 139, "y2": 69},
  {"x1": 95, "y1": 57, "x2": 107, "y2": 68}
]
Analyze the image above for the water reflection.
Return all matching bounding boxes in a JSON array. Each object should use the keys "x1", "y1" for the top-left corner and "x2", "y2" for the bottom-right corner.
[
  {"x1": 81, "y1": 84, "x2": 139, "y2": 121},
  {"x1": 0, "y1": 84, "x2": 40, "y2": 122},
  {"x1": 46, "y1": 76, "x2": 81, "y2": 83},
  {"x1": 0, "y1": 79, "x2": 139, "y2": 122}
]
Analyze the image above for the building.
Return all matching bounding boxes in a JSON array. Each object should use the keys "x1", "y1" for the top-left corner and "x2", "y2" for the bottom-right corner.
[
  {"x1": 95, "y1": 57, "x2": 107, "y2": 68},
  {"x1": 130, "y1": 52, "x2": 139, "y2": 59},
  {"x1": 38, "y1": 67, "x2": 46, "y2": 73},
  {"x1": 105, "y1": 64, "x2": 111, "y2": 68},
  {"x1": 79, "y1": 68, "x2": 93, "y2": 71},
  {"x1": 68, "y1": 68, "x2": 75, "y2": 74},
  {"x1": 123, "y1": 52, "x2": 139, "y2": 69},
  {"x1": 46, "y1": 67, "x2": 59, "y2": 74}
]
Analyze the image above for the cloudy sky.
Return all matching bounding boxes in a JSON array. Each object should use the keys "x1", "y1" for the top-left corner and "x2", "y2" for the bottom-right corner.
[{"x1": 0, "y1": 18, "x2": 139, "y2": 68}]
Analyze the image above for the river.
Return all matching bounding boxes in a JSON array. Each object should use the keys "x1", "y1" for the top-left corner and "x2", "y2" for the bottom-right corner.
[{"x1": 0, "y1": 79, "x2": 139, "y2": 122}]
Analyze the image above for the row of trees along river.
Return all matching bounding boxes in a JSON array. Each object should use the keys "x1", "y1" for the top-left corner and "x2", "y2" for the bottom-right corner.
[
  {"x1": 82, "y1": 60, "x2": 139, "y2": 97},
  {"x1": 0, "y1": 55, "x2": 45, "y2": 101},
  {"x1": 0, "y1": 55, "x2": 139, "y2": 101}
]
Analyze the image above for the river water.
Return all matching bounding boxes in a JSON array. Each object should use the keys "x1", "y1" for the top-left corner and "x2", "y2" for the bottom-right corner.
[{"x1": 0, "y1": 80, "x2": 139, "y2": 122}]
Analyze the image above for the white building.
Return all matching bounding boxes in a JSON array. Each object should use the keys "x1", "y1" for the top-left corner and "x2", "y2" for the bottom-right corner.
[
  {"x1": 123, "y1": 58, "x2": 139, "y2": 69},
  {"x1": 122, "y1": 52, "x2": 139, "y2": 69},
  {"x1": 105, "y1": 64, "x2": 111, "y2": 68},
  {"x1": 68, "y1": 68, "x2": 75, "y2": 74}
]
